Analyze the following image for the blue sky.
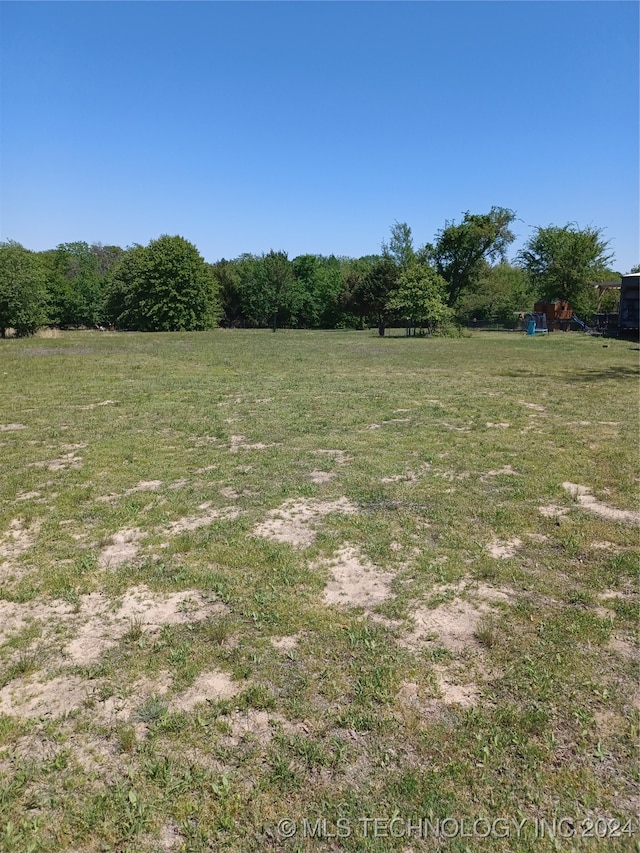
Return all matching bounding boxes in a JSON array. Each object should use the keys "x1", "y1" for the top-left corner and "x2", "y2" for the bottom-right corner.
[{"x1": 1, "y1": 1, "x2": 638, "y2": 272}]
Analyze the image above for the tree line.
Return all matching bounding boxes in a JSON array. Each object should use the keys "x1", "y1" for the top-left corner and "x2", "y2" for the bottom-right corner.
[{"x1": 0, "y1": 208, "x2": 625, "y2": 337}]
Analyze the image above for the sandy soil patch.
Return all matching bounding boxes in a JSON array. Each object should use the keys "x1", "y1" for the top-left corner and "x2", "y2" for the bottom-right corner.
[
  {"x1": 520, "y1": 401, "x2": 546, "y2": 412},
  {"x1": 308, "y1": 470, "x2": 336, "y2": 484},
  {"x1": 270, "y1": 634, "x2": 302, "y2": 652},
  {"x1": 539, "y1": 504, "x2": 569, "y2": 518},
  {"x1": 253, "y1": 497, "x2": 358, "y2": 547},
  {"x1": 591, "y1": 541, "x2": 623, "y2": 552},
  {"x1": 486, "y1": 422, "x2": 510, "y2": 428},
  {"x1": 63, "y1": 586, "x2": 224, "y2": 664},
  {"x1": 321, "y1": 545, "x2": 395, "y2": 609},
  {"x1": 170, "y1": 670, "x2": 239, "y2": 712},
  {"x1": 487, "y1": 537, "x2": 522, "y2": 559},
  {"x1": 0, "y1": 423, "x2": 26, "y2": 431},
  {"x1": 562, "y1": 483, "x2": 640, "y2": 525},
  {"x1": 400, "y1": 581, "x2": 514, "y2": 653},
  {"x1": 99, "y1": 671, "x2": 173, "y2": 723},
  {"x1": 609, "y1": 637, "x2": 638, "y2": 660},
  {"x1": 381, "y1": 463, "x2": 430, "y2": 484},
  {"x1": 0, "y1": 518, "x2": 40, "y2": 569},
  {"x1": 0, "y1": 674, "x2": 95, "y2": 719},
  {"x1": 164, "y1": 504, "x2": 240, "y2": 535},
  {"x1": 224, "y1": 709, "x2": 303, "y2": 747},
  {"x1": 229, "y1": 435, "x2": 277, "y2": 453},
  {"x1": 439, "y1": 422, "x2": 471, "y2": 432},
  {"x1": 312, "y1": 449, "x2": 352, "y2": 465},
  {"x1": 78, "y1": 400, "x2": 117, "y2": 410},
  {"x1": 30, "y1": 451, "x2": 83, "y2": 472},
  {"x1": 434, "y1": 666, "x2": 482, "y2": 707},
  {"x1": 484, "y1": 465, "x2": 519, "y2": 477},
  {"x1": 218, "y1": 485, "x2": 255, "y2": 499},
  {"x1": 98, "y1": 528, "x2": 145, "y2": 569},
  {"x1": 0, "y1": 598, "x2": 74, "y2": 645}
]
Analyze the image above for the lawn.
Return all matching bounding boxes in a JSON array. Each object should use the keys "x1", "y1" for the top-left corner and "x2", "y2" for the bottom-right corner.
[{"x1": 0, "y1": 328, "x2": 638, "y2": 852}]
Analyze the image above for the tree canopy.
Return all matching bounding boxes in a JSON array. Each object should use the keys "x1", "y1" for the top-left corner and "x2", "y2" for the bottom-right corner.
[
  {"x1": 106, "y1": 236, "x2": 221, "y2": 331},
  {"x1": 431, "y1": 207, "x2": 516, "y2": 306},
  {"x1": 517, "y1": 223, "x2": 613, "y2": 316},
  {"x1": 0, "y1": 241, "x2": 48, "y2": 337}
]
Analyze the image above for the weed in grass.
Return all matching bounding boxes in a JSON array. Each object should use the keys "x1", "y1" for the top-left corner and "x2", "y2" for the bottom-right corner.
[
  {"x1": 116, "y1": 725, "x2": 137, "y2": 754},
  {"x1": 135, "y1": 695, "x2": 168, "y2": 723}
]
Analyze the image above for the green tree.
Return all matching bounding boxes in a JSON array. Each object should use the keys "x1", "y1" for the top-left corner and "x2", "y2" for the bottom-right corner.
[
  {"x1": 348, "y1": 256, "x2": 399, "y2": 332},
  {"x1": 517, "y1": 223, "x2": 613, "y2": 317},
  {"x1": 0, "y1": 241, "x2": 48, "y2": 337},
  {"x1": 386, "y1": 264, "x2": 451, "y2": 332},
  {"x1": 455, "y1": 262, "x2": 534, "y2": 327},
  {"x1": 382, "y1": 221, "x2": 416, "y2": 271},
  {"x1": 44, "y1": 242, "x2": 103, "y2": 327},
  {"x1": 261, "y1": 250, "x2": 297, "y2": 331},
  {"x1": 431, "y1": 207, "x2": 516, "y2": 306},
  {"x1": 105, "y1": 236, "x2": 220, "y2": 331}
]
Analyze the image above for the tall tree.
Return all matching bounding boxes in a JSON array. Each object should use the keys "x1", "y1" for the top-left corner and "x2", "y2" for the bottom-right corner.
[
  {"x1": 348, "y1": 256, "x2": 399, "y2": 331},
  {"x1": 105, "y1": 236, "x2": 220, "y2": 331},
  {"x1": 386, "y1": 264, "x2": 451, "y2": 332},
  {"x1": 0, "y1": 241, "x2": 48, "y2": 337},
  {"x1": 431, "y1": 207, "x2": 516, "y2": 306},
  {"x1": 382, "y1": 221, "x2": 416, "y2": 270},
  {"x1": 45, "y1": 242, "x2": 103, "y2": 327},
  {"x1": 517, "y1": 223, "x2": 613, "y2": 316}
]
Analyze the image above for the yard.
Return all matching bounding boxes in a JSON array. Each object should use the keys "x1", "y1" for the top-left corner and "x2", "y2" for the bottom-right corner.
[{"x1": 0, "y1": 328, "x2": 638, "y2": 852}]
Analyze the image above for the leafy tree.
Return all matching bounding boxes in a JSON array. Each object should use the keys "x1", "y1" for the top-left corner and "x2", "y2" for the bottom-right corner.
[
  {"x1": 386, "y1": 264, "x2": 451, "y2": 332},
  {"x1": 44, "y1": 242, "x2": 103, "y2": 327},
  {"x1": 261, "y1": 250, "x2": 298, "y2": 331},
  {"x1": 431, "y1": 207, "x2": 516, "y2": 306},
  {"x1": 105, "y1": 236, "x2": 220, "y2": 331},
  {"x1": 349, "y1": 256, "x2": 399, "y2": 332},
  {"x1": 382, "y1": 221, "x2": 416, "y2": 270},
  {"x1": 0, "y1": 241, "x2": 48, "y2": 337},
  {"x1": 455, "y1": 262, "x2": 534, "y2": 327},
  {"x1": 517, "y1": 223, "x2": 614, "y2": 317}
]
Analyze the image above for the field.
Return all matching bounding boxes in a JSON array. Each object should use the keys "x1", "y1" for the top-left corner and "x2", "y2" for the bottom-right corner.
[{"x1": 0, "y1": 328, "x2": 638, "y2": 852}]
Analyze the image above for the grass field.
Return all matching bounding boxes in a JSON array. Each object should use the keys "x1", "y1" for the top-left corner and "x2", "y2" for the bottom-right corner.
[{"x1": 0, "y1": 328, "x2": 638, "y2": 852}]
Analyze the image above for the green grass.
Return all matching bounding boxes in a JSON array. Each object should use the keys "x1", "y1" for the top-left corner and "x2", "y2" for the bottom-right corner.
[{"x1": 0, "y1": 328, "x2": 638, "y2": 852}]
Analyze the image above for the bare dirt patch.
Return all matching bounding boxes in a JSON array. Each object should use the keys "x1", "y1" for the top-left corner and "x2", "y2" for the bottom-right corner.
[
  {"x1": 30, "y1": 451, "x2": 84, "y2": 472},
  {"x1": 591, "y1": 541, "x2": 623, "y2": 553},
  {"x1": 562, "y1": 483, "x2": 640, "y2": 525},
  {"x1": 321, "y1": 545, "x2": 395, "y2": 609},
  {"x1": 253, "y1": 497, "x2": 358, "y2": 548},
  {"x1": 539, "y1": 504, "x2": 569, "y2": 518},
  {"x1": 400, "y1": 580, "x2": 514, "y2": 653},
  {"x1": 312, "y1": 449, "x2": 352, "y2": 465},
  {"x1": 434, "y1": 666, "x2": 482, "y2": 707},
  {"x1": 0, "y1": 518, "x2": 40, "y2": 574},
  {"x1": 0, "y1": 674, "x2": 95, "y2": 719},
  {"x1": 229, "y1": 435, "x2": 278, "y2": 453},
  {"x1": 486, "y1": 537, "x2": 522, "y2": 559},
  {"x1": 98, "y1": 528, "x2": 145, "y2": 569},
  {"x1": 78, "y1": 400, "x2": 117, "y2": 410},
  {"x1": 270, "y1": 634, "x2": 302, "y2": 652},
  {"x1": 486, "y1": 422, "x2": 510, "y2": 429},
  {"x1": 170, "y1": 670, "x2": 239, "y2": 712},
  {"x1": 0, "y1": 423, "x2": 26, "y2": 431},
  {"x1": 381, "y1": 463, "x2": 430, "y2": 484},
  {"x1": 520, "y1": 401, "x2": 546, "y2": 412},
  {"x1": 308, "y1": 470, "x2": 336, "y2": 484},
  {"x1": 163, "y1": 504, "x2": 240, "y2": 535},
  {"x1": 484, "y1": 465, "x2": 519, "y2": 477},
  {"x1": 65, "y1": 586, "x2": 226, "y2": 665}
]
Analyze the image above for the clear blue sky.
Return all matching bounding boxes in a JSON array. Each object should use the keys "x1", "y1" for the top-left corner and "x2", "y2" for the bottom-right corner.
[{"x1": 1, "y1": 1, "x2": 638, "y2": 272}]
